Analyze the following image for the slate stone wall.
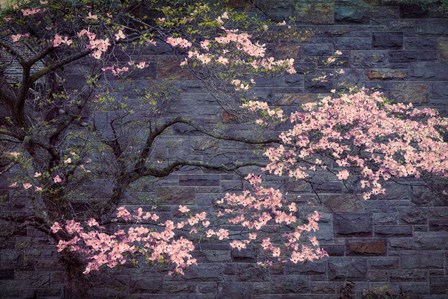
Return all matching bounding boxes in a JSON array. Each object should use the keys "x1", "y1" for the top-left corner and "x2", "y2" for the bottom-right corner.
[{"x1": 1, "y1": 0, "x2": 448, "y2": 298}]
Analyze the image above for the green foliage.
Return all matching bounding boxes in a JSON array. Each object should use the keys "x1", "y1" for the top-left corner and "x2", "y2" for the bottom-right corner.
[{"x1": 362, "y1": 285, "x2": 409, "y2": 299}]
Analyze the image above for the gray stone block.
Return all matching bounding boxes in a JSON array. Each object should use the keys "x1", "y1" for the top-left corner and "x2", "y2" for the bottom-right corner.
[
  {"x1": 328, "y1": 258, "x2": 367, "y2": 281},
  {"x1": 373, "y1": 32, "x2": 403, "y2": 49},
  {"x1": 182, "y1": 264, "x2": 223, "y2": 281},
  {"x1": 351, "y1": 50, "x2": 389, "y2": 68},
  {"x1": 336, "y1": 37, "x2": 372, "y2": 50},
  {"x1": 218, "y1": 282, "x2": 253, "y2": 298},
  {"x1": 335, "y1": 5, "x2": 369, "y2": 24},
  {"x1": 374, "y1": 225, "x2": 413, "y2": 236},
  {"x1": 133, "y1": 276, "x2": 163, "y2": 293},
  {"x1": 430, "y1": 277, "x2": 448, "y2": 294},
  {"x1": 389, "y1": 269, "x2": 427, "y2": 282},
  {"x1": 179, "y1": 175, "x2": 220, "y2": 187},
  {"x1": 389, "y1": 51, "x2": 437, "y2": 63},
  {"x1": 368, "y1": 257, "x2": 400, "y2": 269},
  {"x1": 301, "y1": 44, "x2": 334, "y2": 57},
  {"x1": 236, "y1": 264, "x2": 269, "y2": 282},
  {"x1": 410, "y1": 62, "x2": 448, "y2": 80},
  {"x1": 334, "y1": 213, "x2": 373, "y2": 236},
  {"x1": 284, "y1": 259, "x2": 327, "y2": 277},
  {"x1": 399, "y1": 251, "x2": 445, "y2": 269},
  {"x1": 389, "y1": 235, "x2": 448, "y2": 250},
  {"x1": 270, "y1": 275, "x2": 310, "y2": 293},
  {"x1": 404, "y1": 37, "x2": 438, "y2": 50}
]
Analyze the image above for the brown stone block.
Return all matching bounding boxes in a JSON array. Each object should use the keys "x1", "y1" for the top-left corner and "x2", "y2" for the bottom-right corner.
[
  {"x1": 347, "y1": 239, "x2": 386, "y2": 256},
  {"x1": 367, "y1": 69, "x2": 407, "y2": 80},
  {"x1": 322, "y1": 194, "x2": 364, "y2": 213},
  {"x1": 156, "y1": 56, "x2": 194, "y2": 80},
  {"x1": 155, "y1": 186, "x2": 195, "y2": 204},
  {"x1": 438, "y1": 37, "x2": 448, "y2": 63},
  {"x1": 429, "y1": 219, "x2": 448, "y2": 231},
  {"x1": 273, "y1": 44, "x2": 300, "y2": 59},
  {"x1": 277, "y1": 93, "x2": 317, "y2": 106},
  {"x1": 222, "y1": 111, "x2": 238, "y2": 123}
]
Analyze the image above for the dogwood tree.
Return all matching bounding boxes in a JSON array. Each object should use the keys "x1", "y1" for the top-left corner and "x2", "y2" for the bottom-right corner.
[
  {"x1": 0, "y1": 0, "x2": 317, "y2": 285},
  {"x1": 1, "y1": 0, "x2": 447, "y2": 296}
]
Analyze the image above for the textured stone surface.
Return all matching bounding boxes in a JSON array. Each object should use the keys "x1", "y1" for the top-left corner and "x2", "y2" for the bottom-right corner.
[
  {"x1": 351, "y1": 50, "x2": 389, "y2": 68},
  {"x1": 328, "y1": 258, "x2": 367, "y2": 281},
  {"x1": 389, "y1": 82, "x2": 429, "y2": 103},
  {"x1": 334, "y1": 213, "x2": 373, "y2": 236},
  {"x1": 366, "y1": 69, "x2": 407, "y2": 80},
  {"x1": 179, "y1": 175, "x2": 220, "y2": 186},
  {"x1": 372, "y1": 32, "x2": 403, "y2": 49},
  {"x1": 336, "y1": 37, "x2": 371, "y2": 50},
  {"x1": 374, "y1": 225, "x2": 413, "y2": 236},
  {"x1": 295, "y1": 2, "x2": 334, "y2": 24},
  {"x1": 322, "y1": 194, "x2": 364, "y2": 213},
  {"x1": 2, "y1": 2, "x2": 448, "y2": 299},
  {"x1": 398, "y1": 251, "x2": 445, "y2": 269},
  {"x1": 155, "y1": 186, "x2": 195, "y2": 204},
  {"x1": 438, "y1": 37, "x2": 448, "y2": 62},
  {"x1": 410, "y1": 62, "x2": 448, "y2": 80},
  {"x1": 347, "y1": 239, "x2": 386, "y2": 256},
  {"x1": 335, "y1": 5, "x2": 369, "y2": 24}
]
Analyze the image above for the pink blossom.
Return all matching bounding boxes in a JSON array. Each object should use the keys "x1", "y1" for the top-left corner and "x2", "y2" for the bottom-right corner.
[
  {"x1": 22, "y1": 183, "x2": 32, "y2": 190},
  {"x1": 166, "y1": 37, "x2": 192, "y2": 48},
  {"x1": 86, "y1": 218, "x2": 99, "y2": 227},
  {"x1": 86, "y1": 12, "x2": 98, "y2": 20},
  {"x1": 178, "y1": 205, "x2": 190, "y2": 213},
  {"x1": 53, "y1": 34, "x2": 72, "y2": 48},
  {"x1": 21, "y1": 8, "x2": 45, "y2": 16},
  {"x1": 336, "y1": 169, "x2": 349, "y2": 180},
  {"x1": 53, "y1": 175, "x2": 62, "y2": 183},
  {"x1": 50, "y1": 222, "x2": 62, "y2": 233},
  {"x1": 115, "y1": 30, "x2": 126, "y2": 41},
  {"x1": 11, "y1": 33, "x2": 29, "y2": 43}
]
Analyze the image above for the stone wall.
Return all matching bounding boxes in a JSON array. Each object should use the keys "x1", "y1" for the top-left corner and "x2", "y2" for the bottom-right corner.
[{"x1": 1, "y1": 0, "x2": 448, "y2": 298}]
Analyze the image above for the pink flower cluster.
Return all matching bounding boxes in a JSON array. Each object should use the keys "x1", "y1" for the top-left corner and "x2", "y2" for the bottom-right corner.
[
  {"x1": 166, "y1": 37, "x2": 192, "y2": 48},
  {"x1": 215, "y1": 174, "x2": 327, "y2": 264},
  {"x1": 51, "y1": 207, "x2": 201, "y2": 275},
  {"x1": 53, "y1": 175, "x2": 327, "y2": 275},
  {"x1": 78, "y1": 29, "x2": 110, "y2": 59},
  {"x1": 21, "y1": 8, "x2": 45, "y2": 16},
  {"x1": 260, "y1": 88, "x2": 448, "y2": 199},
  {"x1": 166, "y1": 25, "x2": 296, "y2": 85},
  {"x1": 215, "y1": 29, "x2": 265, "y2": 58},
  {"x1": 114, "y1": 29, "x2": 126, "y2": 41},
  {"x1": 11, "y1": 33, "x2": 30, "y2": 43},
  {"x1": 101, "y1": 65, "x2": 129, "y2": 76},
  {"x1": 241, "y1": 100, "x2": 284, "y2": 122},
  {"x1": 53, "y1": 34, "x2": 72, "y2": 47},
  {"x1": 101, "y1": 60, "x2": 148, "y2": 76}
]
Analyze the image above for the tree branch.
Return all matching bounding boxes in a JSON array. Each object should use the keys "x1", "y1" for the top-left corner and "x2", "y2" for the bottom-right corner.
[
  {"x1": 134, "y1": 116, "x2": 279, "y2": 172},
  {"x1": 134, "y1": 160, "x2": 266, "y2": 180},
  {"x1": 0, "y1": 40, "x2": 26, "y2": 66},
  {"x1": 29, "y1": 49, "x2": 92, "y2": 83},
  {"x1": 26, "y1": 45, "x2": 53, "y2": 67}
]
